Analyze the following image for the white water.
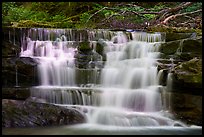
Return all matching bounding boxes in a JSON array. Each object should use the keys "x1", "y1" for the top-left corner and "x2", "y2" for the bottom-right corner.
[
  {"x1": 85, "y1": 31, "x2": 181, "y2": 127},
  {"x1": 20, "y1": 37, "x2": 77, "y2": 86},
  {"x1": 20, "y1": 29, "x2": 187, "y2": 128}
]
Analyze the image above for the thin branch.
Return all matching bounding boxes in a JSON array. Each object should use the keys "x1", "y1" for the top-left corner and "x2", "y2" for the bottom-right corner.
[
  {"x1": 162, "y1": 9, "x2": 202, "y2": 24},
  {"x1": 184, "y1": 15, "x2": 196, "y2": 21},
  {"x1": 167, "y1": 2, "x2": 193, "y2": 13},
  {"x1": 158, "y1": 2, "x2": 194, "y2": 21},
  {"x1": 86, "y1": 7, "x2": 107, "y2": 23}
]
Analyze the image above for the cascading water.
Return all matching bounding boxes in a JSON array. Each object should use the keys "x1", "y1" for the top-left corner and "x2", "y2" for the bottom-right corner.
[
  {"x1": 20, "y1": 36, "x2": 76, "y2": 86},
  {"x1": 86, "y1": 32, "x2": 185, "y2": 127},
  {"x1": 20, "y1": 28, "x2": 186, "y2": 128}
]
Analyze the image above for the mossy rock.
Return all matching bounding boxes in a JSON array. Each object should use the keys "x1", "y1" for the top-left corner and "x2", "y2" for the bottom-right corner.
[
  {"x1": 11, "y1": 20, "x2": 74, "y2": 28},
  {"x1": 175, "y1": 52, "x2": 201, "y2": 61},
  {"x1": 170, "y1": 93, "x2": 202, "y2": 126},
  {"x1": 15, "y1": 20, "x2": 54, "y2": 28},
  {"x1": 173, "y1": 58, "x2": 202, "y2": 88},
  {"x1": 165, "y1": 33, "x2": 196, "y2": 42},
  {"x1": 160, "y1": 36, "x2": 202, "y2": 56},
  {"x1": 160, "y1": 40, "x2": 181, "y2": 55},
  {"x1": 147, "y1": 25, "x2": 202, "y2": 36},
  {"x1": 182, "y1": 38, "x2": 202, "y2": 53},
  {"x1": 96, "y1": 39, "x2": 107, "y2": 56},
  {"x1": 78, "y1": 42, "x2": 92, "y2": 52}
]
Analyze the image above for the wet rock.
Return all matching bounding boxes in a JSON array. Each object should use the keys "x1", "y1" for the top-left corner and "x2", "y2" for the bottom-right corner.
[
  {"x1": 165, "y1": 32, "x2": 196, "y2": 42},
  {"x1": 172, "y1": 58, "x2": 202, "y2": 89},
  {"x1": 160, "y1": 40, "x2": 182, "y2": 55},
  {"x1": 74, "y1": 42, "x2": 92, "y2": 68},
  {"x1": 2, "y1": 99, "x2": 86, "y2": 128},
  {"x1": 181, "y1": 37, "x2": 202, "y2": 53},
  {"x1": 78, "y1": 42, "x2": 92, "y2": 53},
  {"x1": 2, "y1": 41, "x2": 20, "y2": 57},
  {"x1": 2, "y1": 57, "x2": 38, "y2": 87},
  {"x1": 96, "y1": 39, "x2": 108, "y2": 60},
  {"x1": 2, "y1": 87, "x2": 30, "y2": 100},
  {"x1": 170, "y1": 93, "x2": 202, "y2": 126},
  {"x1": 75, "y1": 69, "x2": 100, "y2": 85},
  {"x1": 160, "y1": 36, "x2": 202, "y2": 59}
]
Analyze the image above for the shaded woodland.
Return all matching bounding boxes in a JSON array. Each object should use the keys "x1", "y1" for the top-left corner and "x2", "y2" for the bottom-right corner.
[{"x1": 2, "y1": 2, "x2": 202, "y2": 31}]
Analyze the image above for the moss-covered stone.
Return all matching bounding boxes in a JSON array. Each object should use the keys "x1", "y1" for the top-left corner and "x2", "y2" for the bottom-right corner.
[
  {"x1": 173, "y1": 58, "x2": 202, "y2": 88},
  {"x1": 170, "y1": 93, "x2": 202, "y2": 126},
  {"x1": 147, "y1": 25, "x2": 202, "y2": 36},
  {"x1": 11, "y1": 20, "x2": 75, "y2": 28},
  {"x1": 165, "y1": 33, "x2": 196, "y2": 42},
  {"x1": 182, "y1": 38, "x2": 202, "y2": 53},
  {"x1": 160, "y1": 40, "x2": 181, "y2": 55},
  {"x1": 160, "y1": 36, "x2": 202, "y2": 60},
  {"x1": 75, "y1": 42, "x2": 93, "y2": 69},
  {"x1": 78, "y1": 42, "x2": 92, "y2": 52},
  {"x1": 75, "y1": 69, "x2": 100, "y2": 85},
  {"x1": 96, "y1": 39, "x2": 106, "y2": 56},
  {"x1": 14, "y1": 20, "x2": 54, "y2": 28}
]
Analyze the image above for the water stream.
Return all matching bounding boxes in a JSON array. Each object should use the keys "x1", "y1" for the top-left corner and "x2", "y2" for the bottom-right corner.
[{"x1": 8, "y1": 28, "x2": 201, "y2": 134}]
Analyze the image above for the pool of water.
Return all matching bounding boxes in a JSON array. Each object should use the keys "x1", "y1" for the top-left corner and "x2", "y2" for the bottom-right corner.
[{"x1": 2, "y1": 124, "x2": 202, "y2": 135}]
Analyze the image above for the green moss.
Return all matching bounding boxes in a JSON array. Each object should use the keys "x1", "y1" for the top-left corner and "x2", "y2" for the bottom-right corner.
[
  {"x1": 11, "y1": 20, "x2": 75, "y2": 28},
  {"x1": 160, "y1": 40, "x2": 181, "y2": 55},
  {"x1": 78, "y1": 42, "x2": 92, "y2": 51},
  {"x1": 15, "y1": 20, "x2": 54, "y2": 28},
  {"x1": 174, "y1": 58, "x2": 202, "y2": 84},
  {"x1": 147, "y1": 25, "x2": 202, "y2": 36},
  {"x1": 180, "y1": 58, "x2": 202, "y2": 73}
]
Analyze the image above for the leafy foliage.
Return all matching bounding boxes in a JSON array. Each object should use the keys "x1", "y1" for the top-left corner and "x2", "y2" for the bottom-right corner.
[
  {"x1": 2, "y1": 2, "x2": 202, "y2": 30},
  {"x1": 181, "y1": 2, "x2": 202, "y2": 13}
]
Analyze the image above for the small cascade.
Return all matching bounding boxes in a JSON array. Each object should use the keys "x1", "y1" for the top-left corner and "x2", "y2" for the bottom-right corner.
[
  {"x1": 14, "y1": 64, "x2": 19, "y2": 87},
  {"x1": 165, "y1": 73, "x2": 174, "y2": 111},
  {"x1": 30, "y1": 87, "x2": 101, "y2": 106},
  {"x1": 21, "y1": 36, "x2": 77, "y2": 86},
  {"x1": 175, "y1": 39, "x2": 185, "y2": 55}
]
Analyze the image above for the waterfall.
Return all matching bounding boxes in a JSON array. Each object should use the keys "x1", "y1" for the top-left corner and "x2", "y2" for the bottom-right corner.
[
  {"x1": 87, "y1": 32, "x2": 173, "y2": 126},
  {"x1": 19, "y1": 29, "x2": 186, "y2": 127},
  {"x1": 20, "y1": 34, "x2": 77, "y2": 86}
]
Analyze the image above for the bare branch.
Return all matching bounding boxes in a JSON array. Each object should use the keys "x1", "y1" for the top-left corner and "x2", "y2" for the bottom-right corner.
[
  {"x1": 86, "y1": 7, "x2": 107, "y2": 23},
  {"x1": 158, "y1": 2, "x2": 194, "y2": 21},
  {"x1": 167, "y1": 2, "x2": 193, "y2": 13},
  {"x1": 162, "y1": 9, "x2": 202, "y2": 24}
]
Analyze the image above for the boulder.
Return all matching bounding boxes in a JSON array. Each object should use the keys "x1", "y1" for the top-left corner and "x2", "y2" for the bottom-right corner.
[
  {"x1": 2, "y1": 87, "x2": 30, "y2": 100},
  {"x1": 170, "y1": 92, "x2": 202, "y2": 126},
  {"x1": 2, "y1": 99, "x2": 86, "y2": 128},
  {"x1": 2, "y1": 57, "x2": 38, "y2": 87},
  {"x1": 165, "y1": 32, "x2": 196, "y2": 42},
  {"x1": 75, "y1": 42, "x2": 94, "y2": 69},
  {"x1": 160, "y1": 36, "x2": 202, "y2": 61},
  {"x1": 75, "y1": 69, "x2": 100, "y2": 85},
  {"x1": 160, "y1": 40, "x2": 182, "y2": 55},
  {"x1": 96, "y1": 39, "x2": 109, "y2": 61},
  {"x1": 2, "y1": 41, "x2": 20, "y2": 57},
  {"x1": 172, "y1": 58, "x2": 202, "y2": 89}
]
